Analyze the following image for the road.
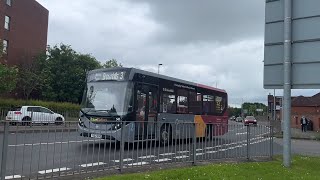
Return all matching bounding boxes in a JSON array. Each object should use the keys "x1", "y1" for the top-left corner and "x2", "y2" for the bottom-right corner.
[{"x1": 0, "y1": 121, "x2": 278, "y2": 179}]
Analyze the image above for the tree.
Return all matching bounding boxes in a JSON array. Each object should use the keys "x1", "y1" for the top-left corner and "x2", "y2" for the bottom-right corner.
[
  {"x1": 0, "y1": 63, "x2": 18, "y2": 95},
  {"x1": 242, "y1": 102, "x2": 267, "y2": 116},
  {"x1": 15, "y1": 53, "x2": 47, "y2": 100},
  {"x1": 228, "y1": 106, "x2": 241, "y2": 117},
  {"x1": 42, "y1": 44, "x2": 101, "y2": 103},
  {"x1": 103, "y1": 59, "x2": 122, "y2": 68}
]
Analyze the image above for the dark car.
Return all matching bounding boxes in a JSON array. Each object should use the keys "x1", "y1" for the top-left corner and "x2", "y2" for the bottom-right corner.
[{"x1": 244, "y1": 116, "x2": 257, "y2": 126}]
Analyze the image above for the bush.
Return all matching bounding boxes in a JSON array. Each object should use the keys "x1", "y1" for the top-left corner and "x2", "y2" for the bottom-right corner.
[{"x1": 0, "y1": 98, "x2": 80, "y2": 112}]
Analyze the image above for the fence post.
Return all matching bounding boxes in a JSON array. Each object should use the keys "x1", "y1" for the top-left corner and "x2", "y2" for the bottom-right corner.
[
  {"x1": 246, "y1": 125, "x2": 250, "y2": 161},
  {"x1": 1, "y1": 121, "x2": 9, "y2": 180},
  {"x1": 192, "y1": 123, "x2": 197, "y2": 165},
  {"x1": 270, "y1": 125, "x2": 274, "y2": 160},
  {"x1": 119, "y1": 121, "x2": 125, "y2": 172}
]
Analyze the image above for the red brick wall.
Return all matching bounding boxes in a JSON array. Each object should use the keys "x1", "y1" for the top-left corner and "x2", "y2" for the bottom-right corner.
[
  {"x1": 0, "y1": 0, "x2": 48, "y2": 65},
  {"x1": 291, "y1": 106, "x2": 320, "y2": 131}
]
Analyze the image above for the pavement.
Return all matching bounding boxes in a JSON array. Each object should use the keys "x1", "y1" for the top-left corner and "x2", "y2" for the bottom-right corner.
[
  {"x1": 0, "y1": 121, "x2": 278, "y2": 179},
  {"x1": 274, "y1": 138, "x2": 320, "y2": 156},
  {"x1": 284, "y1": 128, "x2": 319, "y2": 140}
]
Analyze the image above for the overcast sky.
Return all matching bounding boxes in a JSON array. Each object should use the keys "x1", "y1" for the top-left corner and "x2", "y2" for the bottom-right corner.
[{"x1": 37, "y1": 0, "x2": 319, "y2": 107}]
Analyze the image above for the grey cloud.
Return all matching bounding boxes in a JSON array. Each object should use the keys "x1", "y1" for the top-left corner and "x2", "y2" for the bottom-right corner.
[
  {"x1": 136, "y1": 0, "x2": 265, "y2": 44},
  {"x1": 36, "y1": 0, "x2": 292, "y2": 106}
]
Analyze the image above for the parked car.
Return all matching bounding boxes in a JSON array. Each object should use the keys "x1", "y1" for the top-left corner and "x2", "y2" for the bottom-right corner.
[
  {"x1": 6, "y1": 106, "x2": 65, "y2": 125},
  {"x1": 229, "y1": 116, "x2": 236, "y2": 121},
  {"x1": 244, "y1": 116, "x2": 257, "y2": 126},
  {"x1": 235, "y1": 117, "x2": 243, "y2": 122}
]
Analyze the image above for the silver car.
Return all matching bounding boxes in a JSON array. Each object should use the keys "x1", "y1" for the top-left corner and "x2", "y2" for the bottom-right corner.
[{"x1": 235, "y1": 117, "x2": 243, "y2": 122}]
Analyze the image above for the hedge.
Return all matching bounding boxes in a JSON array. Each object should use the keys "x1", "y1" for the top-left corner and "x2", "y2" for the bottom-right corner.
[{"x1": 0, "y1": 98, "x2": 80, "y2": 112}]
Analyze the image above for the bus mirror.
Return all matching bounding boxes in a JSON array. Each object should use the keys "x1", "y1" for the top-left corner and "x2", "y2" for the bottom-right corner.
[{"x1": 128, "y1": 106, "x2": 133, "y2": 112}]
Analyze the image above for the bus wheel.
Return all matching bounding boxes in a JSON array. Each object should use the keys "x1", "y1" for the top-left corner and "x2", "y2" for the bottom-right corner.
[
  {"x1": 206, "y1": 125, "x2": 214, "y2": 141},
  {"x1": 160, "y1": 125, "x2": 171, "y2": 145}
]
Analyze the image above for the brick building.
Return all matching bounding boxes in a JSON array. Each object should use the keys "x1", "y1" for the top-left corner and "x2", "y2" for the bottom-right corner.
[
  {"x1": 268, "y1": 93, "x2": 320, "y2": 131},
  {"x1": 291, "y1": 93, "x2": 320, "y2": 132},
  {"x1": 0, "y1": 0, "x2": 48, "y2": 65}
]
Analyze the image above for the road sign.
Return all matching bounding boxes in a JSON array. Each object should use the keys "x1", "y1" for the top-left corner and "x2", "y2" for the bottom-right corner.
[
  {"x1": 256, "y1": 109, "x2": 263, "y2": 112},
  {"x1": 264, "y1": 0, "x2": 320, "y2": 89}
]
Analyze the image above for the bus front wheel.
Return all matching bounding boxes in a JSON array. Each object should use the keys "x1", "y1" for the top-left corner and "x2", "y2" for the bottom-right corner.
[{"x1": 160, "y1": 125, "x2": 171, "y2": 145}]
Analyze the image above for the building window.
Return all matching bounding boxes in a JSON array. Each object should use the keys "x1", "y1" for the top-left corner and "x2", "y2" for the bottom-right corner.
[
  {"x1": 3, "y1": 40, "x2": 8, "y2": 54},
  {"x1": 4, "y1": 16, "x2": 10, "y2": 30},
  {"x1": 6, "y1": 0, "x2": 11, "y2": 6}
]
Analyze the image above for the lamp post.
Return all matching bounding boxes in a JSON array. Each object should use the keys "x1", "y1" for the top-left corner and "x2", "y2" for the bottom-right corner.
[{"x1": 158, "y1": 64, "x2": 163, "y2": 74}]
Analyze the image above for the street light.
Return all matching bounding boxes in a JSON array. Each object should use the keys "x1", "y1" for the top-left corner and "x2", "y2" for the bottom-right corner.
[{"x1": 158, "y1": 64, "x2": 163, "y2": 74}]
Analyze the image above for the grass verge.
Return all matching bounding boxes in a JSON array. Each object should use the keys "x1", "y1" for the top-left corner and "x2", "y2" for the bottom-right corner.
[{"x1": 96, "y1": 155, "x2": 320, "y2": 180}]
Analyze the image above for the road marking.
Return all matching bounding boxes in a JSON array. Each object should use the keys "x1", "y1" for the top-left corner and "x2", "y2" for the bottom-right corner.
[
  {"x1": 5, "y1": 175, "x2": 22, "y2": 179},
  {"x1": 38, "y1": 167, "x2": 70, "y2": 174},
  {"x1": 174, "y1": 155, "x2": 189, "y2": 159},
  {"x1": 139, "y1": 155, "x2": 156, "y2": 159},
  {"x1": 196, "y1": 148, "x2": 203, "y2": 151},
  {"x1": 154, "y1": 158, "x2": 171, "y2": 162},
  {"x1": 206, "y1": 150, "x2": 217, "y2": 154},
  {"x1": 236, "y1": 132, "x2": 247, "y2": 135},
  {"x1": 126, "y1": 162, "x2": 148, "y2": 166},
  {"x1": 160, "y1": 153, "x2": 175, "y2": 156},
  {"x1": 112, "y1": 158, "x2": 133, "y2": 163},
  {"x1": 177, "y1": 150, "x2": 189, "y2": 153},
  {"x1": 9, "y1": 140, "x2": 101, "y2": 147},
  {"x1": 79, "y1": 162, "x2": 105, "y2": 167},
  {"x1": 196, "y1": 153, "x2": 205, "y2": 156}
]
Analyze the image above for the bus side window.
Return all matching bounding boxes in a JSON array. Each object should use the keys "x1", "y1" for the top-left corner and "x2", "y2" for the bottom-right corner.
[
  {"x1": 203, "y1": 95, "x2": 214, "y2": 115},
  {"x1": 177, "y1": 89, "x2": 188, "y2": 114},
  {"x1": 162, "y1": 93, "x2": 176, "y2": 113},
  {"x1": 189, "y1": 92, "x2": 202, "y2": 114}
]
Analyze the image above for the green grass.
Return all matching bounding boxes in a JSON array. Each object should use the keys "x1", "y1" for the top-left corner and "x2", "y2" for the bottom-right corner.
[{"x1": 96, "y1": 155, "x2": 320, "y2": 180}]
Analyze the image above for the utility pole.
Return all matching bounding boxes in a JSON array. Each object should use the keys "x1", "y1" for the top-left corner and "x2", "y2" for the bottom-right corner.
[
  {"x1": 274, "y1": 89, "x2": 276, "y2": 120},
  {"x1": 158, "y1": 64, "x2": 163, "y2": 74},
  {"x1": 283, "y1": 0, "x2": 292, "y2": 167}
]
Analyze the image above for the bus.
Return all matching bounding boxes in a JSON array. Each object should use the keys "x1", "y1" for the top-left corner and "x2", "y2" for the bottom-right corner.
[{"x1": 78, "y1": 67, "x2": 228, "y2": 143}]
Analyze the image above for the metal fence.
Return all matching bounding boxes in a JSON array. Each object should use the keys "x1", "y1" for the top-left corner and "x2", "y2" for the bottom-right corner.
[{"x1": 0, "y1": 120, "x2": 273, "y2": 180}]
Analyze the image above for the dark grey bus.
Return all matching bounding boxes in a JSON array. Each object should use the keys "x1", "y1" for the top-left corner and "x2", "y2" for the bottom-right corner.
[{"x1": 78, "y1": 67, "x2": 228, "y2": 143}]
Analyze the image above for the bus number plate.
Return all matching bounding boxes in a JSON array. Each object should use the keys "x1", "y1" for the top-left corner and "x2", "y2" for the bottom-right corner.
[{"x1": 91, "y1": 134, "x2": 102, "y2": 138}]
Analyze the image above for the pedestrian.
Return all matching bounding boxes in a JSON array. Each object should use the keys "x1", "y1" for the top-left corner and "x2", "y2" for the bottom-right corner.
[{"x1": 300, "y1": 116, "x2": 307, "y2": 132}]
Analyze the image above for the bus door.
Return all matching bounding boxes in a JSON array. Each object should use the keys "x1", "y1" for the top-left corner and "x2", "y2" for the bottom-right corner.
[{"x1": 135, "y1": 83, "x2": 158, "y2": 140}]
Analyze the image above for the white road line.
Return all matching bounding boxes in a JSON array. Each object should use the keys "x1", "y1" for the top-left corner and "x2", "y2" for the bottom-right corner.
[
  {"x1": 9, "y1": 140, "x2": 101, "y2": 147},
  {"x1": 236, "y1": 132, "x2": 247, "y2": 135},
  {"x1": 174, "y1": 155, "x2": 189, "y2": 159},
  {"x1": 79, "y1": 162, "x2": 105, "y2": 167},
  {"x1": 139, "y1": 155, "x2": 156, "y2": 159},
  {"x1": 196, "y1": 148, "x2": 203, "y2": 151},
  {"x1": 38, "y1": 167, "x2": 70, "y2": 174},
  {"x1": 196, "y1": 153, "x2": 205, "y2": 156},
  {"x1": 177, "y1": 151, "x2": 189, "y2": 153},
  {"x1": 154, "y1": 158, "x2": 171, "y2": 162},
  {"x1": 160, "y1": 153, "x2": 175, "y2": 156},
  {"x1": 112, "y1": 158, "x2": 133, "y2": 163},
  {"x1": 126, "y1": 162, "x2": 148, "y2": 166},
  {"x1": 206, "y1": 150, "x2": 217, "y2": 154},
  {"x1": 5, "y1": 175, "x2": 22, "y2": 179}
]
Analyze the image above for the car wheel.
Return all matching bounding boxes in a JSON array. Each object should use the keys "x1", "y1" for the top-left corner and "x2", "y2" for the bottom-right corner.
[
  {"x1": 160, "y1": 124, "x2": 171, "y2": 146},
  {"x1": 9, "y1": 122, "x2": 17, "y2": 126},
  {"x1": 55, "y1": 117, "x2": 63, "y2": 125},
  {"x1": 22, "y1": 117, "x2": 31, "y2": 126}
]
